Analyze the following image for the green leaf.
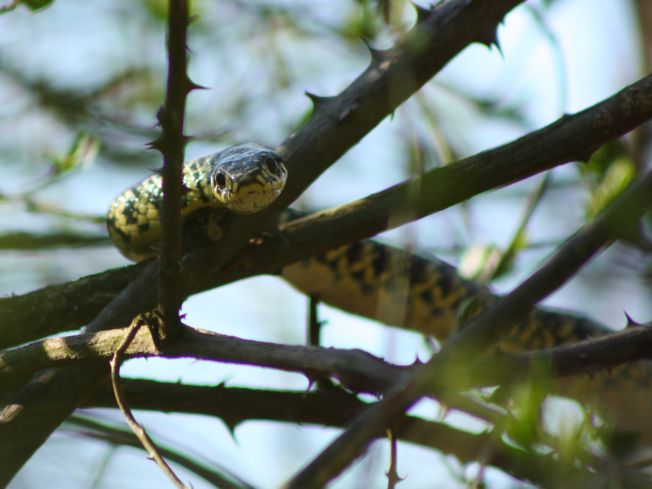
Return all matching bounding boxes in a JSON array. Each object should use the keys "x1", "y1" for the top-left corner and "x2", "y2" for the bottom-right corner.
[
  {"x1": 580, "y1": 140, "x2": 628, "y2": 180},
  {"x1": 52, "y1": 131, "x2": 100, "y2": 176},
  {"x1": 342, "y1": 0, "x2": 381, "y2": 41},
  {"x1": 458, "y1": 243, "x2": 502, "y2": 282},
  {"x1": 499, "y1": 370, "x2": 551, "y2": 449},
  {"x1": 22, "y1": 0, "x2": 53, "y2": 11},
  {"x1": 585, "y1": 156, "x2": 635, "y2": 218},
  {"x1": 491, "y1": 229, "x2": 528, "y2": 280}
]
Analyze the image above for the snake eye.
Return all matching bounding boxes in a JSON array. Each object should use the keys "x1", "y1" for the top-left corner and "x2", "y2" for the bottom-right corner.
[
  {"x1": 264, "y1": 157, "x2": 280, "y2": 174},
  {"x1": 214, "y1": 171, "x2": 227, "y2": 190}
]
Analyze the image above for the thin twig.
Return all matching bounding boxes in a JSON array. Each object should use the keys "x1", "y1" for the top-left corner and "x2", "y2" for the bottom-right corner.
[
  {"x1": 307, "y1": 294, "x2": 321, "y2": 347},
  {"x1": 109, "y1": 318, "x2": 189, "y2": 489},
  {"x1": 67, "y1": 415, "x2": 252, "y2": 489},
  {"x1": 386, "y1": 429, "x2": 403, "y2": 489}
]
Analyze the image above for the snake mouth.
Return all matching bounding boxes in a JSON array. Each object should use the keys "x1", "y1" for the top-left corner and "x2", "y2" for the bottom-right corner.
[{"x1": 223, "y1": 180, "x2": 284, "y2": 214}]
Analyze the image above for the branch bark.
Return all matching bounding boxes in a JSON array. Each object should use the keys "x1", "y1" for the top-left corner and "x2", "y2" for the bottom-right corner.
[
  {"x1": 80, "y1": 380, "x2": 640, "y2": 489},
  {"x1": 4, "y1": 320, "x2": 652, "y2": 417},
  {"x1": 286, "y1": 169, "x2": 652, "y2": 487},
  {"x1": 155, "y1": 0, "x2": 192, "y2": 341}
]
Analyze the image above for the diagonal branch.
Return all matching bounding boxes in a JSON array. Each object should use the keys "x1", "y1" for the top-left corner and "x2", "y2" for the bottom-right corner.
[{"x1": 285, "y1": 169, "x2": 652, "y2": 487}]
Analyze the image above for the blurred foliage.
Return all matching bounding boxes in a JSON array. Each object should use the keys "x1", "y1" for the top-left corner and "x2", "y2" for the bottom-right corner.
[
  {"x1": 65, "y1": 415, "x2": 254, "y2": 489},
  {"x1": 21, "y1": 0, "x2": 52, "y2": 10},
  {"x1": 51, "y1": 131, "x2": 100, "y2": 177},
  {"x1": 1, "y1": 0, "x2": 651, "y2": 488},
  {"x1": 580, "y1": 141, "x2": 636, "y2": 219}
]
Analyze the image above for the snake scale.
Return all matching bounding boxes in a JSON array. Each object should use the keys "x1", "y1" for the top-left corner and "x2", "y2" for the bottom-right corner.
[{"x1": 108, "y1": 144, "x2": 652, "y2": 447}]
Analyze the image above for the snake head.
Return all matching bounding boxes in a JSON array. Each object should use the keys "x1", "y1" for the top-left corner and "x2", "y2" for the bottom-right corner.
[{"x1": 209, "y1": 143, "x2": 288, "y2": 213}]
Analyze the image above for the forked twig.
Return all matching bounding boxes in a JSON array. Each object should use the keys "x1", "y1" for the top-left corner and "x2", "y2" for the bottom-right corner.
[{"x1": 109, "y1": 318, "x2": 190, "y2": 489}]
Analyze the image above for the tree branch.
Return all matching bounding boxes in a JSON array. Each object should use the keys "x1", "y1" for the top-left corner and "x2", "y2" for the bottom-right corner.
[
  {"x1": 286, "y1": 169, "x2": 652, "y2": 487},
  {"x1": 155, "y1": 0, "x2": 192, "y2": 341},
  {"x1": 79, "y1": 380, "x2": 622, "y2": 489},
  {"x1": 4, "y1": 320, "x2": 652, "y2": 416},
  {"x1": 66, "y1": 415, "x2": 252, "y2": 489},
  {"x1": 0, "y1": 325, "x2": 409, "y2": 394}
]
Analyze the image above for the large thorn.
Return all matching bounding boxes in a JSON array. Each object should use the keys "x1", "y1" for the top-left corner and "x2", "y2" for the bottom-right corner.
[
  {"x1": 147, "y1": 137, "x2": 164, "y2": 152},
  {"x1": 186, "y1": 76, "x2": 208, "y2": 92},
  {"x1": 411, "y1": 1, "x2": 432, "y2": 23},
  {"x1": 362, "y1": 39, "x2": 387, "y2": 64},
  {"x1": 478, "y1": 27, "x2": 501, "y2": 52},
  {"x1": 305, "y1": 91, "x2": 333, "y2": 110},
  {"x1": 624, "y1": 311, "x2": 641, "y2": 328}
]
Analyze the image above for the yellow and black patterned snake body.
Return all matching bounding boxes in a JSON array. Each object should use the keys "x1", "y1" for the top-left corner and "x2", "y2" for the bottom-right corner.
[
  {"x1": 282, "y1": 236, "x2": 652, "y2": 442},
  {"x1": 107, "y1": 145, "x2": 652, "y2": 444}
]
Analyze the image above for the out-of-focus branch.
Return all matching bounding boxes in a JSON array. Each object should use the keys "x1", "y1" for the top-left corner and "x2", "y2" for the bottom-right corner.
[
  {"x1": 0, "y1": 231, "x2": 107, "y2": 250},
  {"x1": 80, "y1": 380, "x2": 622, "y2": 489},
  {"x1": 286, "y1": 168, "x2": 652, "y2": 488},
  {"x1": 67, "y1": 415, "x2": 253, "y2": 489}
]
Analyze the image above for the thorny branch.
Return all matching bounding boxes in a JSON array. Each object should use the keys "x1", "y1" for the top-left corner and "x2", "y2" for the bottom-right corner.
[
  {"x1": 155, "y1": 0, "x2": 192, "y2": 341},
  {"x1": 286, "y1": 169, "x2": 652, "y2": 487},
  {"x1": 2, "y1": 0, "x2": 652, "y2": 485},
  {"x1": 3, "y1": 320, "x2": 652, "y2": 407}
]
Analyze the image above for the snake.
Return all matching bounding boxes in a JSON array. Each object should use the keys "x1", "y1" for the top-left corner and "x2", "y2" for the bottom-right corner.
[
  {"x1": 107, "y1": 143, "x2": 288, "y2": 261},
  {"x1": 107, "y1": 144, "x2": 652, "y2": 447}
]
